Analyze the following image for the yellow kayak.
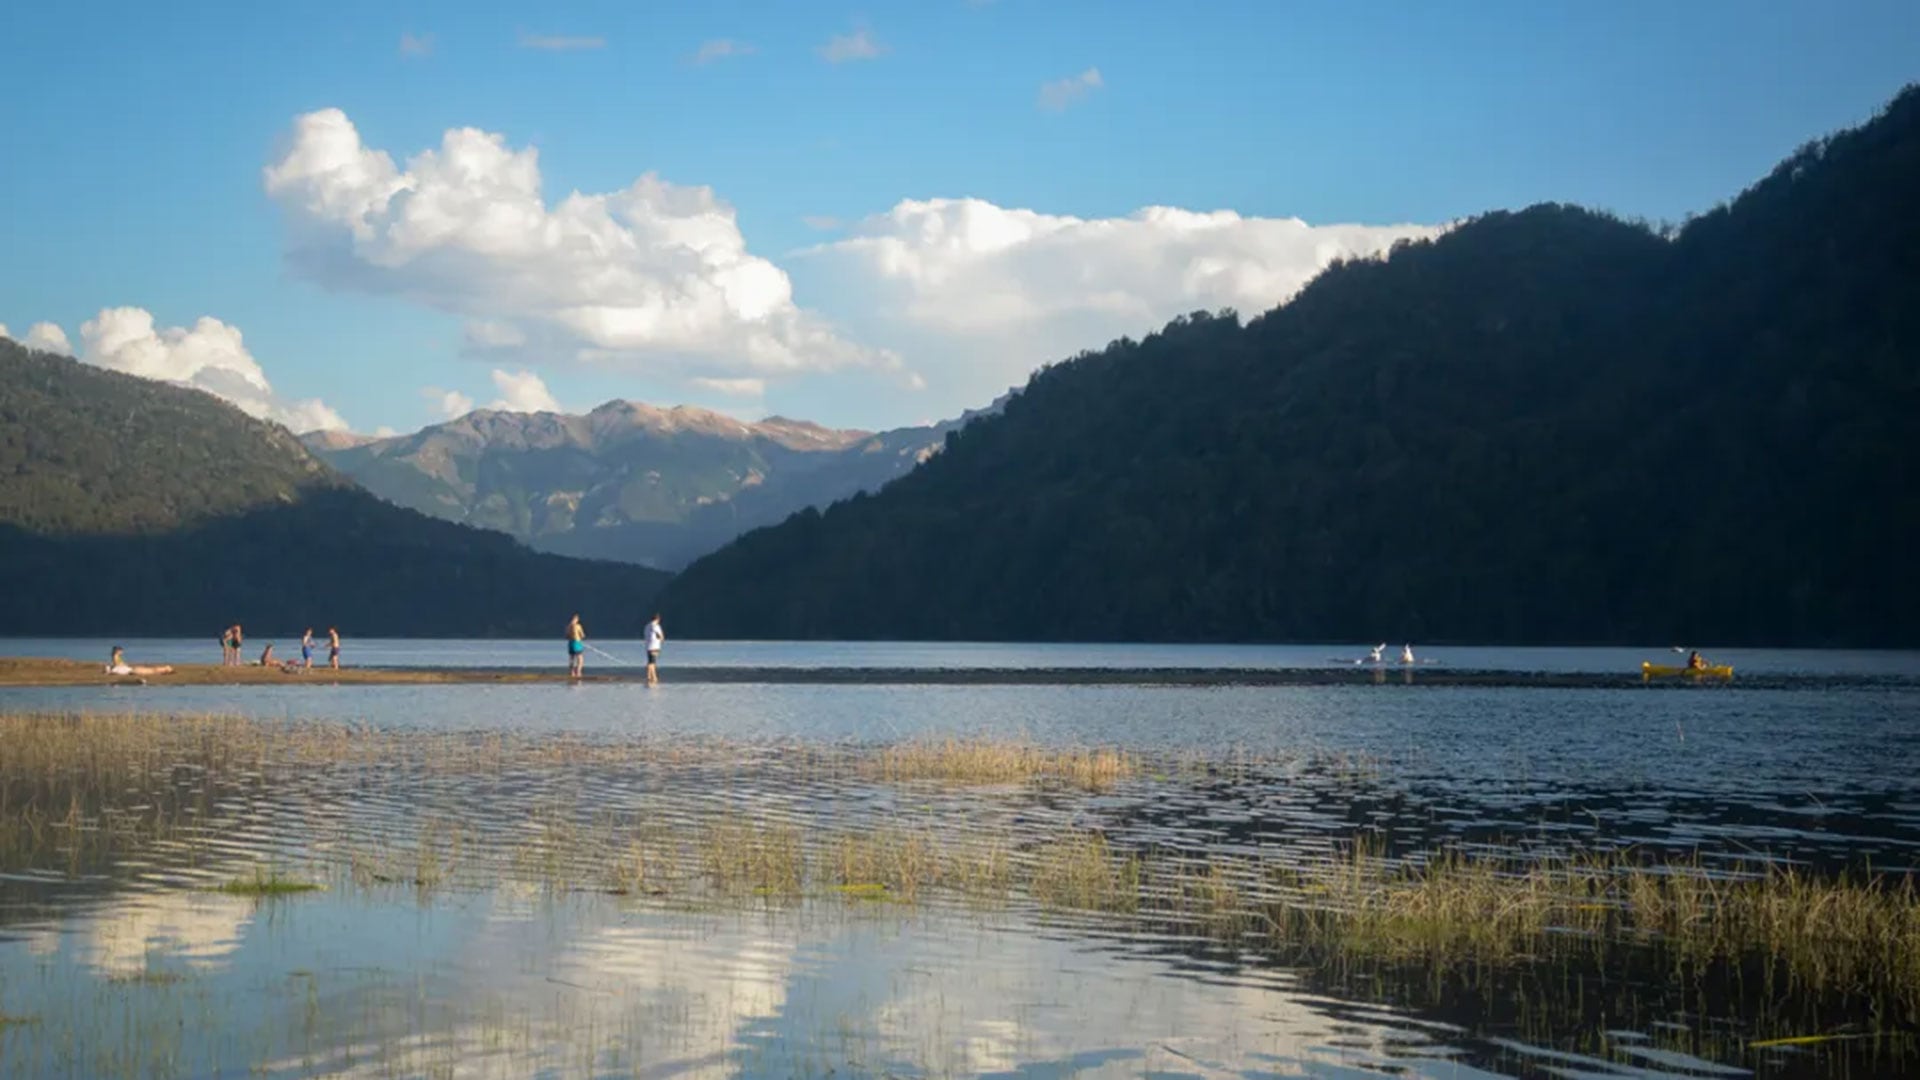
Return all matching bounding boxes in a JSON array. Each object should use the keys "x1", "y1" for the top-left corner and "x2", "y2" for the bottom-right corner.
[{"x1": 1642, "y1": 661, "x2": 1734, "y2": 679}]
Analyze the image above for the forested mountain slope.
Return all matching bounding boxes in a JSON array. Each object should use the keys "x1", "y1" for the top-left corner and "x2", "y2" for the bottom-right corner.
[
  {"x1": 660, "y1": 87, "x2": 1920, "y2": 646},
  {"x1": 0, "y1": 343, "x2": 666, "y2": 636},
  {"x1": 306, "y1": 402, "x2": 953, "y2": 570}
]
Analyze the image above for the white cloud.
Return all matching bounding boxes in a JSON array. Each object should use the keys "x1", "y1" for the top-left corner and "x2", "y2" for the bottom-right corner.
[
  {"x1": 264, "y1": 108, "x2": 902, "y2": 389},
  {"x1": 76, "y1": 307, "x2": 350, "y2": 432},
  {"x1": 425, "y1": 386, "x2": 475, "y2": 419},
  {"x1": 3, "y1": 320, "x2": 74, "y2": 354},
  {"x1": 794, "y1": 197, "x2": 1439, "y2": 414},
  {"x1": 518, "y1": 32, "x2": 605, "y2": 51},
  {"x1": 1037, "y1": 67, "x2": 1103, "y2": 112},
  {"x1": 399, "y1": 32, "x2": 434, "y2": 57},
  {"x1": 818, "y1": 25, "x2": 884, "y2": 64},
  {"x1": 692, "y1": 38, "x2": 755, "y2": 64},
  {"x1": 488, "y1": 368, "x2": 560, "y2": 413},
  {"x1": 463, "y1": 319, "x2": 526, "y2": 350},
  {"x1": 28, "y1": 322, "x2": 73, "y2": 354},
  {"x1": 690, "y1": 376, "x2": 766, "y2": 398}
]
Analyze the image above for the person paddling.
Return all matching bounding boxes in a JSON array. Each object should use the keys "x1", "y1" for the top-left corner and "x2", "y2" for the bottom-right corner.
[
  {"x1": 567, "y1": 614, "x2": 586, "y2": 679},
  {"x1": 644, "y1": 613, "x2": 665, "y2": 686}
]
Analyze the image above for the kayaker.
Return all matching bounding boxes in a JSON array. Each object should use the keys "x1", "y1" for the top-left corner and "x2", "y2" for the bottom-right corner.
[
  {"x1": 1401, "y1": 644, "x2": 1415, "y2": 664},
  {"x1": 1686, "y1": 650, "x2": 1707, "y2": 671},
  {"x1": 1367, "y1": 643, "x2": 1385, "y2": 663}
]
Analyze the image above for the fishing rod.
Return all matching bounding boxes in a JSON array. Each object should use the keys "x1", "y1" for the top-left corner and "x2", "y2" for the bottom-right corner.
[{"x1": 585, "y1": 642, "x2": 633, "y2": 666}]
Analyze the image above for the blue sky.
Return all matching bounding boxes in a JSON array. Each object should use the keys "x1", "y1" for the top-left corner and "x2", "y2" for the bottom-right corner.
[{"x1": 3, "y1": 0, "x2": 1915, "y2": 434}]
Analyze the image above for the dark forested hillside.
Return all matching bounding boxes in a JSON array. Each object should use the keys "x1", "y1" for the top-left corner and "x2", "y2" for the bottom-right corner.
[
  {"x1": 661, "y1": 87, "x2": 1920, "y2": 646},
  {"x1": 0, "y1": 343, "x2": 667, "y2": 636}
]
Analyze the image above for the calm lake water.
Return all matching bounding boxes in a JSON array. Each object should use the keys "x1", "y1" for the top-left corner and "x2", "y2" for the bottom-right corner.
[{"x1": 3, "y1": 641, "x2": 1918, "y2": 1078}]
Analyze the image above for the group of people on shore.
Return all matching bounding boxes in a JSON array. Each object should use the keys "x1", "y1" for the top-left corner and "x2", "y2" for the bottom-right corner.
[
  {"x1": 567, "y1": 613, "x2": 664, "y2": 685},
  {"x1": 220, "y1": 625, "x2": 341, "y2": 671}
]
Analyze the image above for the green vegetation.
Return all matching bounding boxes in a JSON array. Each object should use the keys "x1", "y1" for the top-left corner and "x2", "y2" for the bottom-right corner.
[
  {"x1": 212, "y1": 868, "x2": 324, "y2": 896},
  {"x1": 0, "y1": 345, "x2": 668, "y2": 634},
  {"x1": 308, "y1": 401, "x2": 953, "y2": 569},
  {"x1": 663, "y1": 86, "x2": 1920, "y2": 646}
]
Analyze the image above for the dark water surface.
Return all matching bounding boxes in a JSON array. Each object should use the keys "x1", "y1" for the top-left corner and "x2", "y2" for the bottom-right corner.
[{"x1": 2, "y1": 643, "x2": 1917, "y2": 1078}]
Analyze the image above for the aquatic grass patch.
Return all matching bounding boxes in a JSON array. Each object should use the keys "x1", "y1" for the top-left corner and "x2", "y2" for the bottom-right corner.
[
  {"x1": 869, "y1": 738, "x2": 1138, "y2": 791},
  {"x1": 7, "y1": 708, "x2": 1920, "y2": 1022},
  {"x1": 700, "y1": 818, "x2": 805, "y2": 897},
  {"x1": 211, "y1": 867, "x2": 324, "y2": 896},
  {"x1": 1257, "y1": 844, "x2": 1920, "y2": 1011},
  {"x1": 1028, "y1": 832, "x2": 1142, "y2": 914}
]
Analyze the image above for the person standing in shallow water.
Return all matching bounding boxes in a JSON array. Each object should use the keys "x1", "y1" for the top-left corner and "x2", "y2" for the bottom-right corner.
[
  {"x1": 567, "y1": 615, "x2": 586, "y2": 679},
  {"x1": 644, "y1": 613, "x2": 664, "y2": 687},
  {"x1": 301, "y1": 628, "x2": 314, "y2": 672},
  {"x1": 327, "y1": 627, "x2": 341, "y2": 670}
]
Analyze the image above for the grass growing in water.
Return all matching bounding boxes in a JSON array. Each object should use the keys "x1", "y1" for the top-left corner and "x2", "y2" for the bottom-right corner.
[
  {"x1": 212, "y1": 868, "x2": 324, "y2": 896},
  {"x1": 870, "y1": 738, "x2": 1137, "y2": 790},
  {"x1": 5, "y1": 710, "x2": 1919, "y2": 1020}
]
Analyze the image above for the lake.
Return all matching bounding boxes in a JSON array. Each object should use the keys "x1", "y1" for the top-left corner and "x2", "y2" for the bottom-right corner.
[{"x1": 2, "y1": 641, "x2": 1917, "y2": 1078}]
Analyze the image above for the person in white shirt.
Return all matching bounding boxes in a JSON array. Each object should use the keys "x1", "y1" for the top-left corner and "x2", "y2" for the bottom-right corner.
[
  {"x1": 1401, "y1": 644, "x2": 1415, "y2": 664},
  {"x1": 644, "y1": 614, "x2": 665, "y2": 686}
]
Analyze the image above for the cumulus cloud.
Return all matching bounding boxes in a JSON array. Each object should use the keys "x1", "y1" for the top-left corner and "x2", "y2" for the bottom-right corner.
[
  {"x1": 399, "y1": 32, "x2": 434, "y2": 58},
  {"x1": 28, "y1": 322, "x2": 74, "y2": 354},
  {"x1": 1037, "y1": 67, "x2": 1103, "y2": 112},
  {"x1": 72, "y1": 307, "x2": 350, "y2": 432},
  {"x1": 818, "y1": 25, "x2": 884, "y2": 63},
  {"x1": 690, "y1": 376, "x2": 765, "y2": 398},
  {"x1": 794, "y1": 197, "x2": 1440, "y2": 413},
  {"x1": 263, "y1": 108, "x2": 901, "y2": 391},
  {"x1": 691, "y1": 38, "x2": 755, "y2": 64},
  {"x1": 518, "y1": 32, "x2": 604, "y2": 51},
  {"x1": 2, "y1": 321, "x2": 74, "y2": 354},
  {"x1": 487, "y1": 368, "x2": 561, "y2": 413},
  {"x1": 425, "y1": 386, "x2": 475, "y2": 420}
]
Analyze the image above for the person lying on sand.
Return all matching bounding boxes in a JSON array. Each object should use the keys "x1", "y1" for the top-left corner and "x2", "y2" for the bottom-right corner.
[{"x1": 107, "y1": 646, "x2": 174, "y2": 678}]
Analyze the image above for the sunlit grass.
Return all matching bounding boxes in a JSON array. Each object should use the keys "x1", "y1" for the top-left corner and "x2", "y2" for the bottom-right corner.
[
  {"x1": 212, "y1": 867, "x2": 324, "y2": 896},
  {"x1": 5, "y1": 709, "x2": 1919, "y2": 1017},
  {"x1": 869, "y1": 738, "x2": 1137, "y2": 790}
]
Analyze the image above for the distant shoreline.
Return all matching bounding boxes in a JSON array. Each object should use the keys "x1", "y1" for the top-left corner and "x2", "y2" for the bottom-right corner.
[{"x1": 3, "y1": 656, "x2": 1910, "y2": 691}]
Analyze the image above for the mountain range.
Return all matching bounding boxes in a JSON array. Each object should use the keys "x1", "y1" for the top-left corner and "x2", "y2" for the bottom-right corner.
[
  {"x1": 0, "y1": 341, "x2": 668, "y2": 637},
  {"x1": 303, "y1": 403, "x2": 956, "y2": 569},
  {"x1": 658, "y1": 85, "x2": 1920, "y2": 646},
  {"x1": 7, "y1": 87, "x2": 1915, "y2": 645}
]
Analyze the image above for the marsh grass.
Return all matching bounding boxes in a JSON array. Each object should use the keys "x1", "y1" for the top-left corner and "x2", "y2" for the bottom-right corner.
[
  {"x1": 870, "y1": 738, "x2": 1137, "y2": 790},
  {"x1": 6, "y1": 711, "x2": 1919, "y2": 1016},
  {"x1": 213, "y1": 867, "x2": 324, "y2": 896}
]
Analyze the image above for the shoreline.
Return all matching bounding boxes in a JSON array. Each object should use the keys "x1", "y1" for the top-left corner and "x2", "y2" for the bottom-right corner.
[{"x1": 0, "y1": 655, "x2": 1903, "y2": 690}]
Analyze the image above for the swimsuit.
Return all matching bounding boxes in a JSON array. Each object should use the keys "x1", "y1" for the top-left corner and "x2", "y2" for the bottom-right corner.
[{"x1": 569, "y1": 639, "x2": 585, "y2": 655}]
